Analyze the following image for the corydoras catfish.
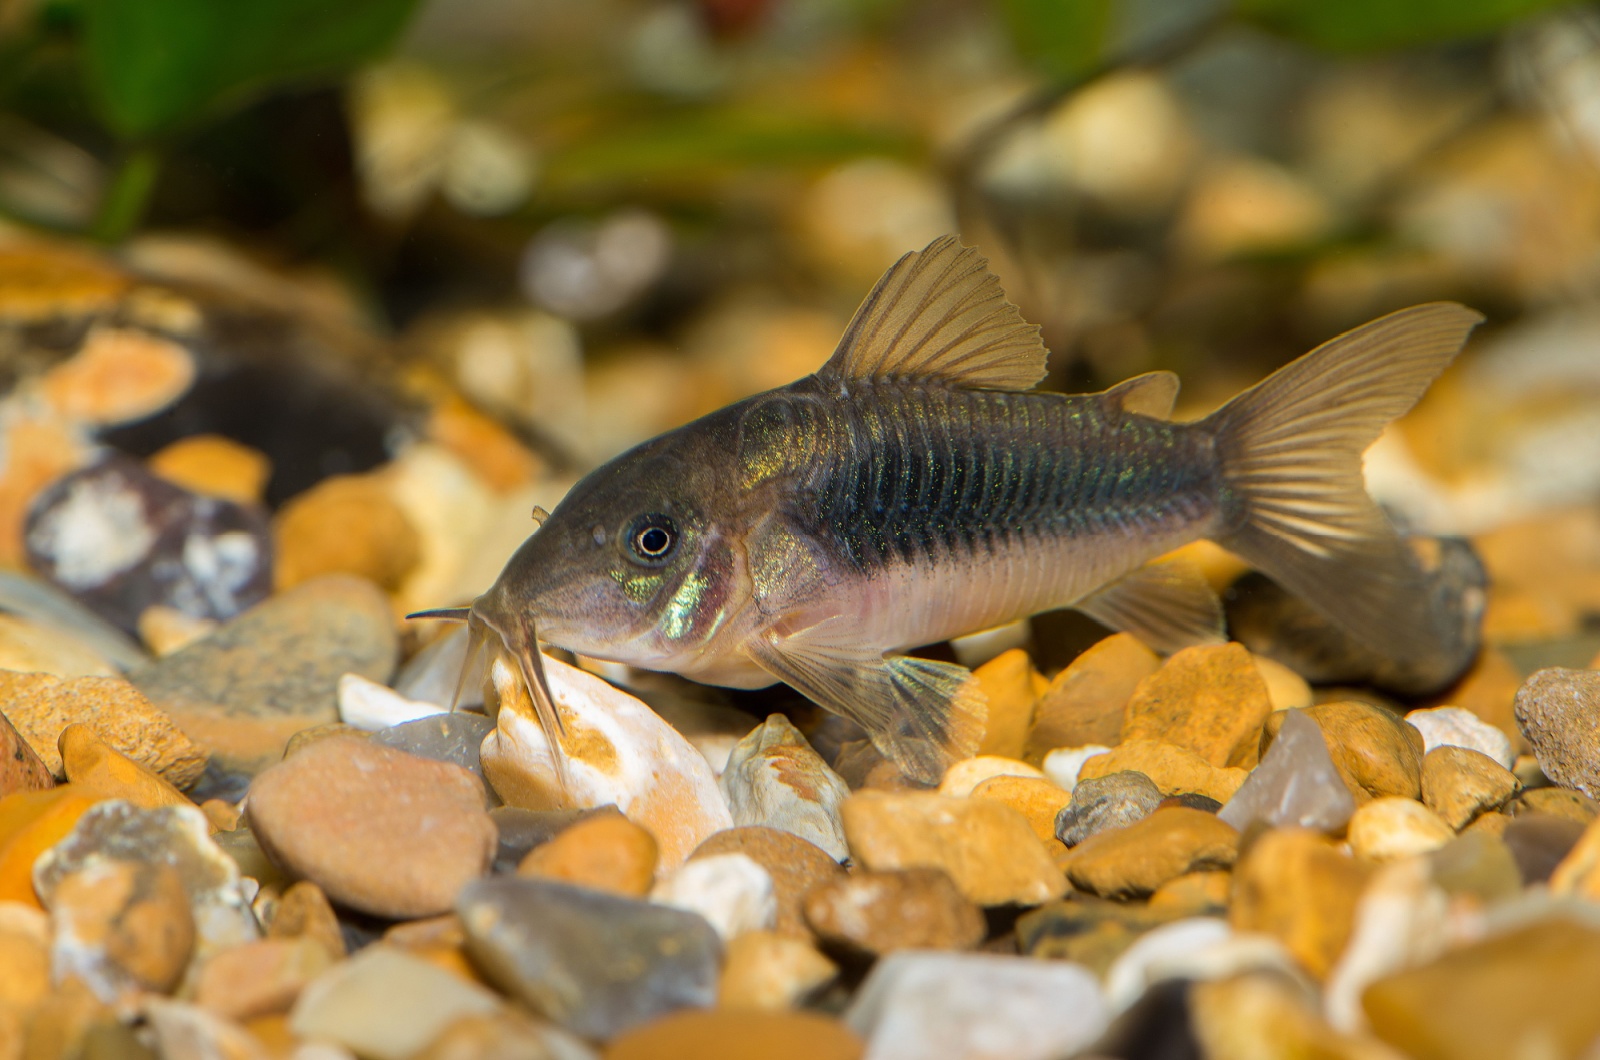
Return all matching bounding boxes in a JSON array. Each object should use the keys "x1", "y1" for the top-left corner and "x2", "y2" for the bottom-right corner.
[{"x1": 413, "y1": 236, "x2": 1483, "y2": 784}]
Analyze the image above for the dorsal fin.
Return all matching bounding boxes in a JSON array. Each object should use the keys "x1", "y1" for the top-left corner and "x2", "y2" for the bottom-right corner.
[
  {"x1": 817, "y1": 235, "x2": 1049, "y2": 392},
  {"x1": 1102, "y1": 371, "x2": 1180, "y2": 419}
]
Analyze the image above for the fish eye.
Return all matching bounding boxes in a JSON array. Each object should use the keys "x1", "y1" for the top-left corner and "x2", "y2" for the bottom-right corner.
[{"x1": 626, "y1": 514, "x2": 678, "y2": 565}]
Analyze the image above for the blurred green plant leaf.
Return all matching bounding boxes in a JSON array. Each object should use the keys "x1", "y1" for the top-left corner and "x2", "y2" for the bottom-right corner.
[
  {"x1": 81, "y1": 0, "x2": 419, "y2": 140},
  {"x1": 1238, "y1": 0, "x2": 1573, "y2": 51},
  {"x1": 998, "y1": 0, "x2": 1114, "y2": 79}
]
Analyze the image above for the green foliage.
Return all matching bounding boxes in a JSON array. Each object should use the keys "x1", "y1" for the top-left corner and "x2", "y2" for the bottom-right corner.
[
  {"x1": 80, "y1": 0, "x2": 420, "y2": 140},
  {"x1": 1236, "y1": 0, "x2": 1576, "y2": 51},
  {"x1": 998, "y1": 0, "x2": 1114, "y2": 79}
]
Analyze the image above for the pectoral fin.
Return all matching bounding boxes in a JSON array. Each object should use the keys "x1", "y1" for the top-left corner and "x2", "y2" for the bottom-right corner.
[
  {"x1": 746, "y1": 619, "x2": 986, "y2": 784},
  {"x1": 1075, "y1": 557, "x2": 1226, "y2": 655}
]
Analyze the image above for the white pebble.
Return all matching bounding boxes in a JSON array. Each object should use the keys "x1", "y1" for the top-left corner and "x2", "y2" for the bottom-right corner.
[
  {"x1": 938, "y1": 755, "x2": 1048, "y2": 798},
  {"x1": 1405, "y1": 706, "x2": 1515, "y2": 769},
  {"x1": 1105, "y1": 918, "x2": 1233, "y2": 1012},
  {"x1": 650, "y1": 853, "x2": 776, "y2": 941},
  {"x1": 338, "y1": 673, "x2": 447, "y2": 731},
  {"x1": 1041, "y1": 745, "x2": 1113, "y2": 791}
]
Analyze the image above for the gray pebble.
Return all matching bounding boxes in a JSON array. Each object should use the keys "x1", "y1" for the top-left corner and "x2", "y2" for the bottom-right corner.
[{"x1": 1055, "y1": 771, "x2": 1163, "y2": 847}]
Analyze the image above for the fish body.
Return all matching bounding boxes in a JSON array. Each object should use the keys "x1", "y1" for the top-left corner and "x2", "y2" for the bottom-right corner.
[{"x1": 430, "y1": 237, "x2": 1483, "y2": 782}]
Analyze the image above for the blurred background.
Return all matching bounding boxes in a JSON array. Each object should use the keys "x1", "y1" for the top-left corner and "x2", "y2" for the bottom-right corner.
[{"x1": 1, "y1": 0, "x2": 1598, "y2": 668}]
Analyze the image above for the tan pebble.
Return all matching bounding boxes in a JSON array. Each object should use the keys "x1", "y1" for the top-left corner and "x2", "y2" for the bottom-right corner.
[
  {"x1": 48, "y1": 858, "x2": 195, "y2": 997},
  {"x1": 0, "y1": 671, "x2": 207, "y2": 788},
  {"x1": 937, "y1": 755, "x2": 1046, "y2": 799},
  {"x1": 1433, "y1": 647, "x2": 1526, "y2": 754},
  {"x1": 40, "y1": 326, "x2": 195, "y2": 426},
  {"x1": 718, "y1": 930, "x2": 838, "y2": 1011},
  {"x1": 273, "y1": 473, "x2": 423, "y2": 592},
  {"x1": 58, "y1": 724, "x2": 192, "y2": 812},
  {"x1": 148, "y1": 434, "x2": 272, "y2": 505},
  {"x1": 1513, "y1": 786, "x2": 1599, "y2": 823},
  {"x1": 200, "y1": 799, "x2": 241, "y2": 833},
  {"x1": 1026, "y1": 633, "x2": 1158, "y2": 759},
  {"x1": 195, "y1": 936, "x2": 335, "y2": 1021},
  {"x1": 603, "y1": 1008, "x2": 864, "y2": 1060},
  {"x1": 426, "y1": 396, "x2": 546, "y2": 493},
  {"x1": 803, "y1": 868, "x2": 985, "y2": 956},
  {"x1": 282, "y1": 722, "x2": 368, "y2": 760},
  {"x1": 1464, "y1": 811, "x2": 1512, "y2": 838},
  {"x1": 1077, "y1": 739, "x2": 1247, "y2": 803},
  {"x1": 1253, "y1": 656, "x2": 1312, "y2": 710},
  {"x1": 137, "y1": 605, "x2": 218, "y2": 657},
  {"x1": 266, "y1": 881, "x2": 346, "y2": 959},
  {"x1": 1265, "y1": 700, "x2": 1422, "y2": 803},
  {"x1": 0, "y1": 613, "x2": 116, "y2": 679},
  {"x1": 1192, "y1": 972, "x2": 1391, "y2": 1059},
  {"x1": 692, "y1": 827, "x2": 844, "y2": 939},
  {"x1": 1062, "y1": 806, "x2": 1237, "y2": 899},
  {"x1": 1421, "y1": 746, "x2": 1519, "y2": 830},
  {"x1": 516, "y1": 813, "x2": 658, "y2": 897},
  {"x1": 1148, "y1": 870, "x2": 1231, "y2": 917},
  {"x1": 973, "y1": 649, "x2": 1040, "y2": 759},
  {"x1": 1348, "y1": 798, "x2": 1454, "y2": 861},
  {"x1": 1121, "y1": 643, "x2": 1273, "y2": 768},
  {"x1": 1231, "y1": 828, "x2": 1373, "y2": 980},
  {"x1": 968, "y1": 775, "x2": 1070, "y2": 846},
  {"x1": 381, "y1": 916, "x2": 485, "y2": 985}
]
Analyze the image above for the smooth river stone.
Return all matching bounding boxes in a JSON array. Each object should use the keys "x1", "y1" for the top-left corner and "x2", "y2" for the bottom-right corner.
[
  {"x1": 718, "y1": 714, "x2": 850, "y2": 861},
  {"x1": 457, "y1": 875, "x2": 722, "y2": 1040},
  {"x1": 131, "y1": 574, "x2": 398, "y2": 774},
  {"x1": 1219, "y1": 709, "x2": 1354, "y2": 834},
  {"x1": 480, "y1": 656, "x2": 730, "y2": 868}
]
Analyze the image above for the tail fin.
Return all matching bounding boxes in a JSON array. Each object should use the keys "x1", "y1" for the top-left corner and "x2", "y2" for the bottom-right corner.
[{"x1": 1204, "y1": 303, "x2": 1483, "y2": 661}]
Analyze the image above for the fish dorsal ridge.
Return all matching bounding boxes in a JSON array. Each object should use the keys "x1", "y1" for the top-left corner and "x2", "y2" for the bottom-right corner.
[
  {"x1": 1102, "y1": 371, "x2": 1180, "y2": 419},
  {"x1": 818, "y1": 235, "x2": 1050, "y2": 392}
]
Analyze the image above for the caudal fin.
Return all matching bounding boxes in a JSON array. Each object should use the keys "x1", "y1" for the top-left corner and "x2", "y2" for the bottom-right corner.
[{"x1": 1203, "y1": 303, "x2": 1483, "y2": 661}]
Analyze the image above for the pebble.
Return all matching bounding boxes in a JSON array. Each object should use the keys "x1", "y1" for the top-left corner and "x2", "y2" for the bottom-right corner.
[
  {"x1": 1076, "y1": 739, "x2": 1248, "y2": 803},
  {"x1": 132, "y1": 575, "x2": 398, "y2": 774},
  {"x1": 1054, "y1": 771, "x2": 1164, "y2": 847},
  {"x1": 247, "y1": 735, "x2": 496, "y2": 919},
  {"x1": 266, "y1": 881, "x2": 346, "y2": 959},
  {"x1": 479, "y1": 656, "x2": 731, "y2": 868},
  {"x1": 1103, "y1": 917, "x2": 1232, "y2": 1013},
  {"x1": 717, "y1": 714, "x2": 850, "y2": 862},
  {"x1": 1428, "y1": 831, "x2": 1523, "y2": 904},
  {"x1": 1267, "y1": 700, "x2": 1423, "y2": 802},
  {"x1": 1148, "y1": 870, "x2": 1232, "y2": 917},
  {"x1": 844, "y1": 951, "x2": 1108, "y2": 1060},
  {"x1": 0, "y1": 710, "x2": 51, "y2": 798},
  {"x1": 1512, "y1": 785, "x2": 1598, "y2": 822},
  {"x1": 690, "y1": 827, "x2": 845, "y2": 939},
  {"x1": 1219, "y1": 708, "x2": 1354, "y2": 834},
  {"x1": 517, "y1": 813, "x2": 659, "y2": 897},
  {"x1": 1502, "y1": 813, "x2": 1587, "y2": 884},
  {"x1": 0, "y1": 413, "x2": 94, "y2": 571},
  {"x1": 1347, "y1": 797, "x2": 1455, "y2": 861},
  {"x1": 1253, "y1": 655, "x2": 1312, "y2": 710},
  {"x1": 967, "y1": 775, "x2": 1070, "y2": 844},
  {"x1": 39, "y1": 325, "x2": 195, "y2": 426},
  {"x1": 1015, "y1": 896, "x2": 1168, "y2": 973},
  {"x1": 492, "y1": 806, "x2": 597, "y2": 872},
  {"x1": 412, "y1": 1010, "x2": 597, "y2": 1060},
  {"x1": 1190, "y1": 974, "x2": 1379, "y2": 1060},
  {"x1": 59, "y1": 724, "x2": 196, "y2": 814},
  {"x1": 148, "y1": 435, "x2": 272, "y2": 506},
  {"x1": 1363, "y1": 918, "x2": 1600, "y2": 1060},
  {"x1": 0, "y1": 902, "x2": 50, "y2": 1011},
  {"x1": 137, "y1": 604, "x2": 218, "y2": 656},
  {"x1": 840, "y1": 792, "x2": 1066, "y2": 906},
  {"x1": 143, "y1": 997, "x2": 271, "y2": 1060},
  {"x1": 1230, "y1": 828, "x2": 1373, "y2": 979},
  {"x1": 1443, "y1": 647, "x2": 1525, "y2": 751},
  {"x1": 289, "y1": 946, "x2": 501, "y2": 1060},
  {"x1": 336, "y1": 673, "x2": 447, "y2": 732},
  {"x1": 1404, "y1": 705, "x2": 1516, "y2": 769},
  {"x1": 604, "y1": 1009, "x2": 863, "y2": 1060},
  {"x1": 802, "y1": 868, "x2": 984, "y2": 957},
  {"x1": 1039, "y1": 744, "x2": 1112, "y2": 790},
  {"x1": 1026, "y1": 633, "x2": 1157, "y2": 758},
  {"x1": 0, "y1": 612, "x2": 118, "y2": 677},
  {"x1": 20, "y1": 975, "x2": 112, "y2": 1060},
  {"x1": 718, "y1": 931, "x2": 837, "y2": 1010},
  {"x1": 457, "y1": 875, "x2": 722, "y2": 1040},
  {"x1": 272, "y1": 473, "x2": 422, "y2": 593},
  {"x1": 194, "y1": 937, "x2": 337, "y2": 1021},
  {"x1": 24, "y1": 455, "x2": 273, "y2": 635},
  {"x1": 936, "y1": 755, "x2": 1047, "y2": 798},
  {"x1": 1061, "y1": 807, "x2": 1238, "y2": 899},
  {"x1": 972, "y1": 649, "x2": 1041, "y2": 759},
  {"x1": 1420, "y1": 746, "x2": 1519, "y2": 829},
  {"x1": 1323, "y1": 857, "x2": 1450, "y2": 1033},
  {"x1": 649, "y1": 853, "x2": 776, "y2": 941},
  {"x1": 368, "y1": 711, "x2": 496, "y2": 792},
  {"x1": 0, "y1": 787, "x2": 101, "y2": 906},
  {"x1": 0, "y1": 670, "x2": 207, "y2": 787},
  {"x1": 47, "y1": 858, "x2": 195, "y2": 1003},
  {"x1": 1512, "y1": 666, "x2": 1600, "y2": 798},
  {"x1": 1121, "y1": 643, "x2": 1274, "y2": 768}
]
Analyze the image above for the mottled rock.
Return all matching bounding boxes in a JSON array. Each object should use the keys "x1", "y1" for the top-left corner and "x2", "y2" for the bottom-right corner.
[
  {"x1": 457, "y1": 876, "x2": 721, "y2": 1040},
  {"x1": 1513, "y1": 667, "x2": 1600, "y2": 798},
  {"x1": 803, "y1": 868, "x2": 984, "y2": 957},
  {"x1": 1363, "y1": 918, "x2": 1600, "y2": 1060},
  {"x1": 368, "y1": 711, "x2": 495, "y2": 791},
  {"x1": 0, "y1": 671, "x2": 206, "y2": 787},
  {"x1": 0, "y1": 613, "x2": 117, "y2": 677},
  {"x1": 1039, "y1": 744, "x2": 1113, "y2": 791},
  {"x1": 1219, "y1": 709, "x2": 1354, "y2": 834},
  {"x1": 937, "y1": 756, "x2": 1046, "y2": 799},
  {"x1": 650, "y1": 853, "x2": 776, "y2": 941},
  {"x1": 718, "y1": 931, "x2": 837, "y2": 1011},
  {"x1": 24, "y1": 456, "x2": 272, "y2": 636},
  {"x1": 1026, "y1": 633, "x2": 1158, "y2": 758},
  {"x1": 337, "y1": 673, "x2": 447, "y2": 732},
  {"x1": 273, "y1": 473, "x2": 422, "y2": 593},
  {"x1": 968, "y1": 775, "x2": 1069, "y2": 845},
  {"x1": 194, "y1": 937, "x2": 336, "y2": 1021},
  {"x1": 1347, "y1": 797, "x2": 1454, "y2": 861},
  {"x1": 718, "y1": 715, "x2": 850, "y2": 861},
  {"x1": 1121, "y1": 643, "x2": 1273, "y2": 768},
  {"x1": 247, "y1": 735, "x2": 495, "y2": 919},
  {"x1": 289, "y1": 947, "x2": 500, "y2": 1060},
  {"x1": 1265, "y1": 700, "x2": 1423, "y2": 803},
  {"x1": 480, "y1": 656, "x2": 731, "y2": 868},
  {"x1": 605, "y1": 1009, "x2": 863, "y2": 1060},
  {"x1": 1502, "y1": 813, "x2": 1587, "y2": 884},
  {"x1": 1323, "y1": 857, "x2": 1450, "y2": 1034},
  {"x1": 1062, "y1": 807, "x2": 1237, "y2": 899},
  {"x1": 1230, "y1": 828, "x2": 1373, "y2": 979},
  {"x1": 1077, "y1": 740, "x2": 1247, "y2": 804},
  {"x1": 1405, "y1": 706, "x2": 1516, "y2": 769},
  {"x1": 1055, "y1": 771, "x2": 1164, "y2": 847},
  {"x1": 972, "y1": 649, "x2": 1039, "y2": 759},
  {"x1": 132, "y1": 575, "x2": 398, "y2": 774},
  {"x1": 845, "y1": 951, "x2": 1108, "y2": 1060},
  {"x1": 840, "y1": 792, "x2": 1065, "y2": 906},
  {"x1": 58, "y1": 724, "x2": 191, "y2": 811},
  {"x1": 690, "y1": 827, "x2": 844, "y2": 940},
  {"x1": 1421, "y1": 746, "x2": 1519, "y2": 830},
  {"x1": 46, "y1": 858, "x2": 194, "y2": 1003},
  {"x1": 148, "y1": 435, "x2": 271, "y2": 506},
  {"x1": 1104, "y1": 917, "x2": 1232, "y2": 1013},
  {"x1": 517, "y1": 813, "x2": 658, "y2": 897},
  {"x1": 0, "y1": 711, "x2": 50, "y2": 798}
]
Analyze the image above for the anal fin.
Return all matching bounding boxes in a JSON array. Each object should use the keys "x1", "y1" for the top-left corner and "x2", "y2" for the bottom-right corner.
[{"x1": 1075, "y1": 557, "x2": 1226, "y2": 655}]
